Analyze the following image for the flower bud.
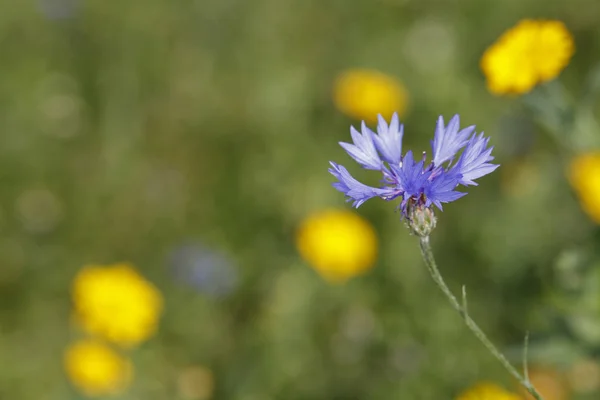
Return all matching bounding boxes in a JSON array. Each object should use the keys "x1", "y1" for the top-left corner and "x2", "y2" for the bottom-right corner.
[{"x1": 406, "y1": 204, "x2": 437, "y2": 237}]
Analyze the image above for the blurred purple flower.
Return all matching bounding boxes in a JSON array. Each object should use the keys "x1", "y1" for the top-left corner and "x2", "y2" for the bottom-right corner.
[
  {"x1": 38, "y1": 0, "x2": 78, "y2": 20},
  {"x1": 168, "y1": 244, "x2": 238, "y2": 297},
  {"x1": 329, "y1": 113, "x2": 499, "y2": 218}
]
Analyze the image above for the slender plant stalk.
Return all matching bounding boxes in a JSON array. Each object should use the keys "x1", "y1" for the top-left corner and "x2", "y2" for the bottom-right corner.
[{"x1": 418, "y1": 236, "x2": 544, "y2": 400}]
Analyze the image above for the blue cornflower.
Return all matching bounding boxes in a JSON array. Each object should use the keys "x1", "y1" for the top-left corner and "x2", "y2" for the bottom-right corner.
[
  {"x1": 168, "y1": 243, "x2": 238, "y2": 298},
  {"x1": 329, "y1": 113, "x2": 499, "y2": 219}
]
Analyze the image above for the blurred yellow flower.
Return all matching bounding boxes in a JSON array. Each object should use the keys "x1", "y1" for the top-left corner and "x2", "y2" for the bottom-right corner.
[
  {"x1": 177, "y1": 365, "x2": 215, "y2": 400},
  {"x1": 481, "y1": 19, "x2": 574, "y2": 95},
  {"x1": 64, "y1": 339, "x2": 132, "y2": 397},
  {"x1": 72, "y1": 263, "x2": 163, "y2": 347},
  {"x1": 296, "y1": 209, "x2": 377, "y2": 282},
  {"x1": 456, "y1": 382, "x2": 522, "y2": 400},
  {"x1": 520, "y1": 366, "x2": 569, "y2": 400},
  {"x1": 568, "y1": 152, "x2": 600, "y2": 223},
  {"x1": 333, "y1": 68, "x2": 408, "y2": 122}
]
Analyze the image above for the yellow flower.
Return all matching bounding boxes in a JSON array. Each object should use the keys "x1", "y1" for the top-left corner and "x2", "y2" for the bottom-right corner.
[
  {"x1": 568, "y1": 152, "x2": 600, "y2": 223},
  {"x1": 64, "y1": 339, "x2": 132, "y2": 397},
  {"x1": 520, "y1": 366, "x2": 569, "y2": 400},
  {"x1": 296, "y1": 209, "x2": 377, "y2": 282},
  {"x1": 457, "y1": 382, "x2": 522, "y2": 400},
  {"x1": 177, "y1": 365, "x2": 215, "y2": 400},
  {"x1": 72, "y1": 263, "x2": 163, "y2": 347},
  {"x1": 333, "y1": 68, "x2": 408, "y2": 122},
  {"x1": 481, "y1": 19, "x2": 574, "y2": 95}
]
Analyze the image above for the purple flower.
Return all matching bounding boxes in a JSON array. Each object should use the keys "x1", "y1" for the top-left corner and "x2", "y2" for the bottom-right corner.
[
  {"x1": 329, "y1": 113, "x2": 499, "y2": 218},
  {"x1": 168, "y1": 243, "x2": 238, "y2": 298},
  {"x1": 38, "y1": 0, "x2": 78, "y2": 20}
]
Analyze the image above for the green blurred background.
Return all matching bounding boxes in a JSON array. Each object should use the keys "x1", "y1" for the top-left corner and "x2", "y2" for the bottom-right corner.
[{"x1": 3, "y1": 0, "x2": 600, "y2": 398}]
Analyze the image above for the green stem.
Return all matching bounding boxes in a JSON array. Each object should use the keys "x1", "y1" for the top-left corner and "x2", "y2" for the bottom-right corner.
[{"x1": 418, "y1": 236, "x2": 543, "y2": 400}]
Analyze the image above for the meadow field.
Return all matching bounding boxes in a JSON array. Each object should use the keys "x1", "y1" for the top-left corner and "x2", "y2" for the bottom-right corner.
[{"x1": 1, "y1": 0, "x2": 600, "y2": 399}]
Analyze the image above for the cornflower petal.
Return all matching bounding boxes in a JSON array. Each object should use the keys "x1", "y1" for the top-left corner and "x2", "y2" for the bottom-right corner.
[
  {"x1": 424, "y1": 172, "x2": 466, "y2": 210},
  {"x1": 339, "y1": 123, "x2": 382, "y2": 170},
  {"x1": 390, "y1": 151, "x2": 431, "y2": 198},
  {"x1": 455, "y1": 132, "x2": 500, "y2": 186},
  {"x1": 328, "y1": 162, "x2": 393, "y2": 208},
  {"x1": 431, "y1": 115, "x2": 475, "y2": 166},
  {"x1": 373, "y1": 113, "x2": 403, "y2": 165}
]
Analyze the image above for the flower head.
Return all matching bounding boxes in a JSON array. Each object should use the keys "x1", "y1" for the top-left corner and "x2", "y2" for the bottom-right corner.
[
  {"x1": 72, "y1": 263, "x2": 163, "y2": 347},
  {"x1": 168, "y1": 243, "x2": 238, "y2": 297},
  {"x1": 481, "y1": 19, "x2": 574, "y2": 95},
  {"x1": 568, "y1": 152, "x2": 600, "y2": 223},
  {"x1": 333, "y1": 69, "x2": 409, "y2": 122},
  {"x1": 329, "y1": 113, "x2": 498, "y2": 222},
  {"x1": 64, "y1": 339, "x2": 132, "y2": 397},
  {"x1": 39, "y1": 0, "x2": 79, "y2": 20},
  {"x1": 296, "y1": 209, "x2": 377, "y2": 282},
  {"x1": 456, "y1": 382, "x2": 522, "y2": 400}
]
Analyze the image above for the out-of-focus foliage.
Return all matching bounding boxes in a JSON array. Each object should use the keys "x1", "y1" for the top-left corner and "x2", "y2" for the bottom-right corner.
[{"x1": 2, "y1": 0, "x2": 600, "y2": 399}]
